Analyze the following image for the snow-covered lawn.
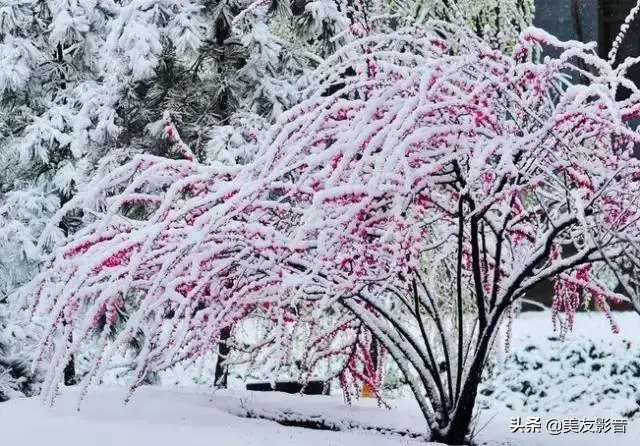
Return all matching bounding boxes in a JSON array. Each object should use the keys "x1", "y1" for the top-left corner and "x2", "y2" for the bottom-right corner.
[
  {"x1": 504, "y1": 310, "x2": 639, "y2": 349},
  {"x1": 0, "y1": 386, "x2": 434, "y2": 446},
  {"x1": 1, "y1": 385, "x2": 638, "y2": 446},
  {"x1": 2, "y1": 310, "x2": 639, "y2": 446}
]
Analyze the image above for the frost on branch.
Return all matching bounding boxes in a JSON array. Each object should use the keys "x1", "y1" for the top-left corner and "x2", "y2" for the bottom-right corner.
[{"x1": 26, "y1": 22, "x2": 640, "y2": 443}]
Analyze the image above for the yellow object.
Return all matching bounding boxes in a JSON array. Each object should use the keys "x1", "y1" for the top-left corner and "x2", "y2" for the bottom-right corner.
[{"x1": 361, "y1": 383, "x2": 375, "y2": 398}]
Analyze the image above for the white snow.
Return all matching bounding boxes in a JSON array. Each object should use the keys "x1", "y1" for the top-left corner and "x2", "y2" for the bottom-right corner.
[
  {"x1": 0, "y1": 386, "x2": 436, "y2": 446},
  {"x1": 1, "y1": 383, "x2": 638, "y2": 446},
  {"x1": 504, "y1": 310, "x2": 640, "y2": 349},
  {"x1": 2, "y1": 311, "x2": 640, "y2": 446}
]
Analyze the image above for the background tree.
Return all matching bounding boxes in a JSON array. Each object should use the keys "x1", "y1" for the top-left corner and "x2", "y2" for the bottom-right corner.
[
  {"x1": 0, "y1": 295, "x2": 42, "y2": 402},
  {"x1": 382, "y1": 0, "x2": 534, "y2": 50}
]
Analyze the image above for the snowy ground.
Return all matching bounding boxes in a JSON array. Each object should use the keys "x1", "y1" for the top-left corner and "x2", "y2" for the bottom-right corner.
[
  {"x1": 1, "y1": 310, "x2": 639, "y2": 445},
  {"x1": 503, "y1": 310, "x2": 639, "y2": 349},
  {"x1": 0, "y1": 386, "x2": 434, "y2": 446},
  {"x1": 0, "y1": 385, "x2": 638, "y2": 446}
]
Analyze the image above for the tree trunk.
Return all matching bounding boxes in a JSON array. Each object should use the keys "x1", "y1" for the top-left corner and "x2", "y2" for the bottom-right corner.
[
  {"x1": 370, "y1": 336, "x2": 379, "y2": 371},
  {"x1": 434, "y1": 316, "x2": 501, "y2": 445},
  {"x1": 59, "y1": 193, "x2": 77, "y2": 387},
  {"x1": 63, "y1": 354, "x2": 76, "y2": 386},
  {"x1": 214, "y1": 325, "x2": 232, "y2": 388},
  {"x1": 62, "y1": 323, "x2": 76, "y2": 386}
]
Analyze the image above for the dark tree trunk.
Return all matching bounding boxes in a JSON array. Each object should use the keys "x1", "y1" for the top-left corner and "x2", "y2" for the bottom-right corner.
[
  {"x1": 63, "y1": 355, "x2": 76, "y2": 386},
  {"x1": 570, "y1": 0, "x2": 584, "y2": 43},
  {"x1": 59, "y1": 193, "x2": 78, "y2": 387},
  {"x1": 370, "y1": 336, "x2": 379, "y2": 370},
  {"x1": 433, "y1": 316, "x2": 502, "y2": 445},
  {"x1": 214, "y1": 325, "x2": 232, "y2": 388},
  {"x1": 61, "y1": 321, "x2": 76, "y2": 386}
]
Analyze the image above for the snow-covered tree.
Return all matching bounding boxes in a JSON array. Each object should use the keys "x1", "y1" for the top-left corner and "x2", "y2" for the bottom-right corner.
[
  {"x1": 437, "y1": 0, "x2": 534, "y2": 50},
  {"x1": 0, "y1": 0, "x2": 537, "y2": 298},
  {"x1": 0, "y1": 0, "x2": 316, "y2": 287},
  {"x1": 354, "y1": 0, "x2": 535, "y2": 51},
  {"x1": 118, "y1": 0, "x2": 310, "y2": 163},
  {"x1": 0, "y1": 295, "x2": 43, "y2": 401},
  {"x1": 25, "y1": 18, "x2": 640, "y2": 443},
  {"x1": 0, "y1": 189, "x2": 60, "y2": 299}
]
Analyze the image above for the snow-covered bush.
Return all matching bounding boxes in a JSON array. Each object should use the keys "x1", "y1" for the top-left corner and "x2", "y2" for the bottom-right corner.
[
  {"x1": 0, "y1": 303, "x2": 43, "y2": 402},
  {"x1": 479, "y1": 335, "x2": 640, "y2": 419}
]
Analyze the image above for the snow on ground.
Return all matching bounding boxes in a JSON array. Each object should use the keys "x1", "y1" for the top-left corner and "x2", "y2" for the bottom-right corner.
[
  {"x1": 477, "y1": 409, "x2": 640, "y2": 446},
  {"x1": 0, "y1": 386, "x2": 435, "y2": 446},
  {"x1": 0, "y1": 385, "x2": 638, "y2": 446},
  {"x1": 1, "y1": 310, "x2": 640, "y2": 445}
]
